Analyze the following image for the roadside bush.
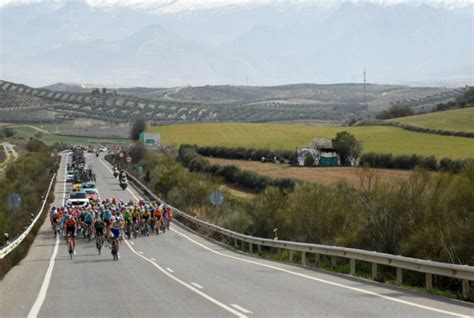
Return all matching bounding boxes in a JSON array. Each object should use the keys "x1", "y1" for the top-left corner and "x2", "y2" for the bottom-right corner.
[
  {"x1": 0, "y1": 140, "x2": 57, "y2": 245},
  {"x1": 361, "y1": 152, "x2": 468, "y2": 173}
]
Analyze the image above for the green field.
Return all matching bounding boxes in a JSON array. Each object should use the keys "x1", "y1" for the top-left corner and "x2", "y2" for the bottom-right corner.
[
  {"x1": 148, "y1": 123, "x2": 474, "y2": 159},
  {"x1": 10, "y1": 126, "x2": 130, "y2": 146},
  {"x1": 388, "y1": 108, "x2": 474, "y2": 133}
]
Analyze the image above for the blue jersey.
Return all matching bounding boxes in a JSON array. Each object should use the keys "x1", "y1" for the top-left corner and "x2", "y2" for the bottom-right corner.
[
  {"x1": 85, "y1": 213, "x2": 93, "y2": 223},
  {"x1": 103, "y1": 211, "x2": 112, "y2": 221}
]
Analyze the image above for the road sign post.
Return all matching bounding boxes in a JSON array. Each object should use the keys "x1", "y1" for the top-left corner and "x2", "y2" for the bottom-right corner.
[{"x1": 209, "y1": 191, "x2": 224, "y2": 217}]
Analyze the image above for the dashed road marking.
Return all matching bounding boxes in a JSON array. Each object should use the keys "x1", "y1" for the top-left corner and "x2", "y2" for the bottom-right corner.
[
  {"x1": 231, "y1": 304, "x2": 253, "y2": 315},
  {"x1": 170, "y1": 228, "x2": 470, "y2": 318},
  {"x1": 130, "y1": 241, "x2": 134, "y2": 245},
  {"x1": 151, "y1": 257, "x2": 157, "y2": 261},
  {"x1": 139, "y1": 251, "x2": 143, "y2": 255},
  {"x1": 191, "y1": 282, "x2": 203, "y2": 289},
  {"x1": 166, "y1": 267, "x2": 174, "y2": 273},
  {"x1": 124, "y1": 240, "x2": 246, "y2": 318}
]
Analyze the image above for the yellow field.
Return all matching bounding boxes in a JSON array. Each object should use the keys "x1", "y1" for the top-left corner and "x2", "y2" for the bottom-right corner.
[
  {"x1": 148, "y1": 123, "x2": 474, "y2": 159},
  {"x1": 388, "y1": 107, "x2": 474, "y2": 133}
]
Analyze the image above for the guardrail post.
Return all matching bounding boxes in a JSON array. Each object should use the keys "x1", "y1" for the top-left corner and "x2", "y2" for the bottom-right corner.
[
  {"x1": 372, "y1": 263, "x2": 378, "y2": 279},
  {"x1": 350, "y1": 259, "x2": 356, "y2": 276},
  {"x1": 289, "y1": 250, "x2": 294, "y2": 262},
  {"x1": 396, "y1": 268, "x2": 403, "y2": 285},
  {"x1": 331, "y1": 256, "x2": 337, "y2": 268},
  {"x1": 257, "y1": 244, "x2": 262, "y2": 255},
  {"x1": 462, "y1": 280, "x2": 470, "y2": 300},
  {"x1": 277, "y1": 247, "x2": 282, "y2": 256},
  {"x1": 301, "y1": 252, "x2": 306, "y2": 266},
  {"x1": 315, "y1": 254, "x2": 320, "y2": 267},
  {"x1": 234, "y1": 238, "x2": 238, "y2": 248},
  {"x1": 249, "y1": 243, "x2": 253, "y2": 254},
  {"x1": 425, "y1": 273, "x2": 432, "y2": 290}
]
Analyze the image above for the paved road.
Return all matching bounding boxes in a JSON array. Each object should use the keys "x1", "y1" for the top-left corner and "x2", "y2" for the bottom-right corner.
[
  {"x1": 1, "y1": 152, "x2": 473, "y2": 318},
  {"x1": 0, "y1": 142, "x2": 18, "y2": 170}
]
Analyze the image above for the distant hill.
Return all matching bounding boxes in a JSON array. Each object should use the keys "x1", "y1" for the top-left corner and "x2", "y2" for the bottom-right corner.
[
  {"x1": 42, "y1": 81, "x2": 463, "y2": 113},
  {"x1": 0, "y1": 79, "x2": 464, "y2": 125},
  {"x1": 388, "y1": 107, "x2": 474, "y2": 133}
]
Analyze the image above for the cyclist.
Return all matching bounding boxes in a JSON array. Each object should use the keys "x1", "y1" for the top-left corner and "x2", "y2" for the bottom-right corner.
[
  {"x1": 103, "y1": 209, "x2": 112, "y2": 226},
  {"x1": 84, "y1": 209, "x2": 94, "y2": 238},
  {"x1": 50, "y1": 208, "x2": 60, "y2": 235},
  {"x1": 141, "y1": 205, "x2": 150, "y2": 235},
  {"x1": 93, "y1": 216, "x2": 105, "y2": 251},
  {"x1": 124, "y1": 208, "x2": 132, "y2": 238},
  {"x1": 64, "y1": 215, "x2": 77, "y2": 255},
  {"x1": 154, "y1": 205, "x2": 163, "y2": 234},
  {"x1": 110, "y1": 216, "x2": 123, "y2": 257},
  {"x1": 163, "y1": 205, "x2": 172, "y2": 230}
]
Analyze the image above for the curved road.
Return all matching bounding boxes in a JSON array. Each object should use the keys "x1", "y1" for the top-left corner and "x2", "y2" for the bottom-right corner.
[{"x1": 1, "y1": 153, "x2": 473, "y2": 317}]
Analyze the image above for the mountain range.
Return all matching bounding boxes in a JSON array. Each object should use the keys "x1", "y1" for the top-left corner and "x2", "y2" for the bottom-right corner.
[{"x1": 0, "y1": 0, "x2": 472, "y2": 87}]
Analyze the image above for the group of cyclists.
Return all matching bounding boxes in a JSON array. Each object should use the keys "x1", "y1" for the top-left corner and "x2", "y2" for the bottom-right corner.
[
  {"x1": 50, "y1": 198, "x2": 173, "y2": 259},
  {"x1": 50, "y1": 146, "x2": 173, "y2": 260}
]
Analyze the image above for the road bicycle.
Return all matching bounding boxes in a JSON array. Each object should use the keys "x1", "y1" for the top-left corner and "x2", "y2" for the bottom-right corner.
[
  {"x1": 148, "y1": 218, "x2": 154, "y2": 235},
  {"x1": 111, "y1": 236, "x2": 119, "y2": 261},
  {"x1": 96, "y1": 234, "x2": 104, "y2": 255},
  {"x1": 52, "y1": 222, "x2": 60, "y2": 238},
  {"x1": 142, "y1": 220, "x2": 149, "y2": 236},
  {"x1": 125, "y1": 221, "x2": 132, "y2": 239},
  {"x1": 66, "y1": 233, "x2": 74, "y2": 259}
]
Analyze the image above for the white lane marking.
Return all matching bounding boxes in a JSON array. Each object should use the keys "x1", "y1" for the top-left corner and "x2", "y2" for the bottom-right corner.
[
  {"x1": 28, "y1": 235, "x2": 60, "y2": 318},
  {"x1": 191, "y1": 282, "x2": 203, "y2": 289},
  {"x1": 139, "y1": 251, "x2": 144, "y2": 255},
  {"x1": 124, "y1": 239, "x2": 246, "y2": 318},
  {"x1": 166, "y1": 267, "x2": 174, "y2": 273},
  {"x1": 130, "y1": 241, "x2": 134, "y2": 245},
  {"x1": 170, "y1": 228, "x2": 470, "y2": 318},
  {"x1": 231, "y1": 304, "x2": 253, "y2": 315},
  {"x1": 28, "y1": 154, "x2": 67, "y2": 317},
  {"x1": 98, "y1": 156, "x2": 141, "y2": 201},
  {"x1": 151, "y1": 257, "x2": 157, "y2": 261}
]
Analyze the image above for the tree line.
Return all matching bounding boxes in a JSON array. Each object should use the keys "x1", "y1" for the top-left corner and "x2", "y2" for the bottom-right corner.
[
  {"x1": 179, "y1": 145, "x2": 295, "y2": 192},
  {"x1": 360, "y1": 152, "x2": 472, "y2": 173}
]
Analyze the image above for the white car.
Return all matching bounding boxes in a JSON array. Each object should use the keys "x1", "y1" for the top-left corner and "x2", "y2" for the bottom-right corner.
[
  {"x1": 66, "y1": 191, "x2": 89, "y2": 208},
  {"x1": 66, "y1": 173, "x2": 75, "y2": 182}
]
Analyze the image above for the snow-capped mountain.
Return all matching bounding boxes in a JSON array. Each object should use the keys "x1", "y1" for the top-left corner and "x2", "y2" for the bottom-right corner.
[{"x1": 0, "y1": 0, "x2": 472, "y2": 87}]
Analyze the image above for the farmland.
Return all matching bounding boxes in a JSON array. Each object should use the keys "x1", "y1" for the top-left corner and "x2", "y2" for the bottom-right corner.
[
  {"x1": 207, "y1": 158, "x2": 415, "y2": 188},
  {"x1": 148, "y1": 123, "x2": 474, "y2": 159},
  {"x1": 9, "y1": 126, "x2": 130, "y2": 146},
  {"x1": 388, "y1": 107, "x2": 474, "y2": 133}
]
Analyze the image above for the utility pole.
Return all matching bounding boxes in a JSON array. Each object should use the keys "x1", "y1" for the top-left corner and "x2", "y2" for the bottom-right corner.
[{"x1": 363, "y1": 67, "x2": 367, "y2": 104}]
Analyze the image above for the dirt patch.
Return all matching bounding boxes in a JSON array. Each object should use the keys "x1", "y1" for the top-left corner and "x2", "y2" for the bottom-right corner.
[{"x1": 207, "y1": 158, "x2": 415, "y2": 188}]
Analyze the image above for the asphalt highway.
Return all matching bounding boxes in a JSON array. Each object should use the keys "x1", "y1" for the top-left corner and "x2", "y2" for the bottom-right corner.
[{"x1": 1, "y1": 152, "x2": 473, "y2": 318}]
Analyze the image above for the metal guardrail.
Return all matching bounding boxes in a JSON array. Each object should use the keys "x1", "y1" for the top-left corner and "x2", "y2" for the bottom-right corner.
[
  {"x1": 125, "y1": 171, "x2": 474, "y2": 296},
  {"x1": 0, "y1": 173, "x2": 56, "y2": 259}
]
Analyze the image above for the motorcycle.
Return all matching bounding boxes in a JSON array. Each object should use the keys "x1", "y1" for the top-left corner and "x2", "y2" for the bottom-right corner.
[
  {"x1": 120, "y1": 181, "x2": 128, "y2": 190},
  {"x1": 113, "y1": 170, "x2": 119, "y2": 178}
]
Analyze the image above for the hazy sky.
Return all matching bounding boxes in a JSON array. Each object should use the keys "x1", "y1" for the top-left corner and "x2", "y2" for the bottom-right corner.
[
  {"x1": 1, "y1": 0, "x2": 473, "y2": 9},
  {"x1": 1, "y1": 0, "x2": 472, "y2": 87}
]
